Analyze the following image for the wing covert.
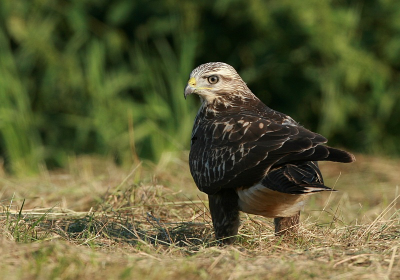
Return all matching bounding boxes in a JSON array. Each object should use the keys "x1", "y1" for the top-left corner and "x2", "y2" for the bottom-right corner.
[{"x1": 189, "y1": 113, "x2": 328, "y2": 194}]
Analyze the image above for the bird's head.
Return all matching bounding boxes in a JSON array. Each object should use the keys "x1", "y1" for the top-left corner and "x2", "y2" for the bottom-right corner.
[{"x1": 184, "y1": 62, "x2": 252, "y2": 105}]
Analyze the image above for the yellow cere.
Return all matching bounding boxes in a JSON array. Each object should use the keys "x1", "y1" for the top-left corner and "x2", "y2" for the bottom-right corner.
[
  {"x1": 188, "y1": 77, "x2": 196, "y2": 86},
  {"x1": 187, "y1": 77, "x2": 212, "y2": 90}
]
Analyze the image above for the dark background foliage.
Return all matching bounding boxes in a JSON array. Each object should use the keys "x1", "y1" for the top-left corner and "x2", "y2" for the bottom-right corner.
[{"x1": 1, "y1": 0, "x2": 400, "y2": 174}]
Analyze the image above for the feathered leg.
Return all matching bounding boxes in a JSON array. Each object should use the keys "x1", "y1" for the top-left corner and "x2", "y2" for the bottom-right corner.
[
  {"x1": 274, "y1": 211, "x2": 300, "y2": 235},
  {"x1": 208, "y1": 189, "x2": 240, "y2": 244}
]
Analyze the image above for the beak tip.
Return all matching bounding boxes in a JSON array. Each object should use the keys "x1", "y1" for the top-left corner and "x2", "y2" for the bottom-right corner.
[{"x1": 184, "y1": 85, "x2": 193, "y2": 99}]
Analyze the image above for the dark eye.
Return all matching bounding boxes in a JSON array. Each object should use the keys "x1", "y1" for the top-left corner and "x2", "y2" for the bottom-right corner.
[{"x1": 207, "y1": 75, "x2": 219, "y2": 84}]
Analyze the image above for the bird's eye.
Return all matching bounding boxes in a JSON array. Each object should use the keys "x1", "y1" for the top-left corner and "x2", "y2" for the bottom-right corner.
[{"x1": 207, "y1": 75, "x2": 219, "y2": 84}]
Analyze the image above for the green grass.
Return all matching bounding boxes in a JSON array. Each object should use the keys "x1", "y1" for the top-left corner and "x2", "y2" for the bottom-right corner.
[
  {"x1": 2, "y1": 0, "x2": 400, "y2": 175},
  {"x1": 1, "y1": 153, "x2": 400, "y2": 279},
  {"x1": 0, "y1": 0, "x2": 199, "y2": 173}
]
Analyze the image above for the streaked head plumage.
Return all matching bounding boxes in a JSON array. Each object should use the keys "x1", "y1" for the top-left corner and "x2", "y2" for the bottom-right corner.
[
  {"x1": 184, "y1": 62, "x2": 251, "y2": 104},
  {"x1": 189, "y1": 62, "x2": 240, "y2": 79}
]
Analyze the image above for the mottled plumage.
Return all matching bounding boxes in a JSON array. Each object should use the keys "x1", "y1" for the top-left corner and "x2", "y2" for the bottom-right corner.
[{"x1": 184, "y1": 62, "x2": 355, "y2": 244}]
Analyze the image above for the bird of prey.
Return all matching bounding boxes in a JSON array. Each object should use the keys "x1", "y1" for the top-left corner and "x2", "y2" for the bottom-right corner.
[{"x1": 184, "y1": 62, "x2": 355, "y2": 244}]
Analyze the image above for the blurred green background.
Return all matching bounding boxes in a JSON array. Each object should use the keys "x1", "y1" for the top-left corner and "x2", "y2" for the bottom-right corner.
[{"x1": 1, "y1": 0, "x2": 400, "y2": 175}]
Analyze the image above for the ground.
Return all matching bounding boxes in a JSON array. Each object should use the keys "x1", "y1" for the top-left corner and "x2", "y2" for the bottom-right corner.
[{"x1": 1, "y1": 153, "x2": 399, "y2": 279}]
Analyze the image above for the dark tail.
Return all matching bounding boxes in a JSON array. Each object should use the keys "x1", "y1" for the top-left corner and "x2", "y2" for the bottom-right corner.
[
  {"x1": 325, "y1": 147, "x2": 356, "y2": 163},
  {"x1": 273, "y1": 145, "x2": 356, "y2": 166}
]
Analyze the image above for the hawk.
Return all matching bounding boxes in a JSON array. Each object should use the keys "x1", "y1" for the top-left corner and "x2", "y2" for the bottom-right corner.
[{"x1": 184, "y1": 62, "x2": 355, "y2": 244}]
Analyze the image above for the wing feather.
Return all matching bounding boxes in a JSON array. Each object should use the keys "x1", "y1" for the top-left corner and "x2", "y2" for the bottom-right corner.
[{"x1": 189, "y1": 104, "x2": 354, "y2": 195}]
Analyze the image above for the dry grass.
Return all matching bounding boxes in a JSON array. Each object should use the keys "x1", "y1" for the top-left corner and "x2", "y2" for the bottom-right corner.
[{"x1": 0, "y1": 153, "x2": 399, "y2": 279}]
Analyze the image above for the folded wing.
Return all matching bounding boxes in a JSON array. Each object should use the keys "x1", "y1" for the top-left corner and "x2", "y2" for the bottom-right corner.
[{"x1": 189, "y1": 111, "x2": 354, "y2": 195}]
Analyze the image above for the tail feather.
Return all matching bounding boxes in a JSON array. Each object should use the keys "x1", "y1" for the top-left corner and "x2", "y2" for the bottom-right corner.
[
  {"x1": 263, "y1": 162, "x2": 334, "y2": 194},
  {"x1": 274, "y1": 145, "x2": 356, "y2": 166},
  {"x1": 325, "y1": 147, "x2": 356, "y2": 163}
]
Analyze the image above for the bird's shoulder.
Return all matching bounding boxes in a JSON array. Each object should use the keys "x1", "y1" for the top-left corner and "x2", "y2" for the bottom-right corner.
[{"x1": 192, "y1": 103, "x2": 326, "y2": 148}]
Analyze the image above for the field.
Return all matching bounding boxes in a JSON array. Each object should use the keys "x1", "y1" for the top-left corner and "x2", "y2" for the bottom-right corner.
[
  {"x1": 2, "y1": 1, "x2": 400, "y2": 279},
  {"x1": 1, "y1": 153, "x2": 400, "y2": 279}
]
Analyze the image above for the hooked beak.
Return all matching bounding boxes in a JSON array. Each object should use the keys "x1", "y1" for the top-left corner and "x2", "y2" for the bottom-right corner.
[
  {"x1": 184, "y1": 77, "x2": 197, "y2": 99},
  {"x1": 184, "y1": 85, "x2": 195, "y2": 99}
]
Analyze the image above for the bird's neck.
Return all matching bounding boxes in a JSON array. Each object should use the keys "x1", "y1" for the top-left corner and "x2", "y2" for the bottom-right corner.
[{"x1": 199, "y1": 92, "x2": 261, "y2": 119}]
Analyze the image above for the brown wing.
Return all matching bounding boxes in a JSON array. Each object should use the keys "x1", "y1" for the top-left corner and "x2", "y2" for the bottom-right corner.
[{"x1": 189, "y1": 112, "x2": 354, "y2": 195}]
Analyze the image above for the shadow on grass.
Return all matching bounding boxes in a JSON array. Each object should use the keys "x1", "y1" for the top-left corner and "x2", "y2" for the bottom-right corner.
[
  {"x1": 2, "y1": 208, "x2": 216, "y2": 252},
  {"x1": 61, "y1": 213, "x2": 214, "y2": 248}
]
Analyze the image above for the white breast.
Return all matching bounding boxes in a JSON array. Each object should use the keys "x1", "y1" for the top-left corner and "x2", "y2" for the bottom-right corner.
[{"x1": 237, "y1": 183, "x2": 312, "y2": 218}]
